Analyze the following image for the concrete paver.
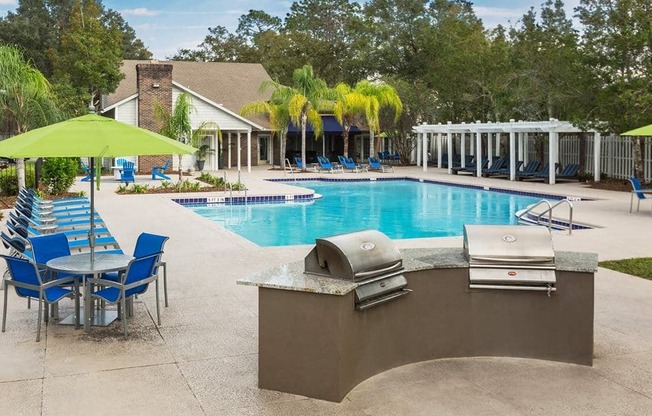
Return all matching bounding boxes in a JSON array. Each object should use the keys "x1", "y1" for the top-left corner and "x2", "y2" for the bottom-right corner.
[{"x1": 1, "y1": 165, "x2": 651, "y2": 415}]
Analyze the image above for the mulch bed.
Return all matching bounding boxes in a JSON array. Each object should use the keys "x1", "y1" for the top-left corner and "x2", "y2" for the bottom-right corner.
[{"x1": 585, "y1": 178, "x2": 632, "y2": 192}]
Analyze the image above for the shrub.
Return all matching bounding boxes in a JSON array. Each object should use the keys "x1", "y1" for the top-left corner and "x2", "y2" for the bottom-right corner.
[
  {"x1": 0, "y1": 165, "x2": 36, "y2": 196},
  {"x1": 42, "y1": 157, "x2": 78, "y2": 195}
]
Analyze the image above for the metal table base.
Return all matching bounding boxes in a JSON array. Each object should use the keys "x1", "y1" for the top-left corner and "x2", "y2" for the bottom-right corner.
[{"x1": 59, "y1": 309, "x2": 118, "y2": 327}]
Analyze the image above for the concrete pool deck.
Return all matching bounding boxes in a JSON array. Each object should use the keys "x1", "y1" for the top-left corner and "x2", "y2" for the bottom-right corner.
[{"x1": 1, "y1": 165, "x2": 651, "y2": 415}]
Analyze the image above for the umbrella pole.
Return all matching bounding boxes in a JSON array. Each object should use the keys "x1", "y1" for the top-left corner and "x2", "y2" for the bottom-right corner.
[{"x1": 89, "y1": 157, "x2": 96, "y2": 265}]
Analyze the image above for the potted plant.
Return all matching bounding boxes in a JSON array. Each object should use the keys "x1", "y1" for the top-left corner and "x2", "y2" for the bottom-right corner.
[{"x1": 195, "y1": 144, "x2": 214, "y2": 171}]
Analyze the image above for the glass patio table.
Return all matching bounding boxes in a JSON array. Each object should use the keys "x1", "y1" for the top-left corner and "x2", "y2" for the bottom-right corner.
[{"x1": 46, "y1": 252, "x2": 133, "y2": 332}]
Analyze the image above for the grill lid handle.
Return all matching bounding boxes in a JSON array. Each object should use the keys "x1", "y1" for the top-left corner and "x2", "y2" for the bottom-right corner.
[{"x1": 353, "y1": 261, "x2": 402, "y2": 279}]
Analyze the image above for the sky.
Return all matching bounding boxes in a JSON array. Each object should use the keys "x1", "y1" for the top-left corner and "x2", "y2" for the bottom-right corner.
[{"x1": 0, "y1": 0, "x2": 581, "y2": 59}]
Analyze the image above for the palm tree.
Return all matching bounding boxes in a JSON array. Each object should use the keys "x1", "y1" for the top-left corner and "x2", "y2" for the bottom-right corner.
[
  {"x1": 262, "y1": 65, "x2": 336, "y2": 172},
  {"x1": 154, "y1": 93, "x2": 220, "y2": 179},
  {"x1": 354, "y1": 80, "x2": 403, "y2": 159},
  {"x1": 240, "y1": 101, "x2": 290, "y2": 169},
  {"x1": 333, "y1": 83, "x2": 370, "y2": 158},
  {"x1": 0, "y1": 45, "x2": 62, "y2": 190}
]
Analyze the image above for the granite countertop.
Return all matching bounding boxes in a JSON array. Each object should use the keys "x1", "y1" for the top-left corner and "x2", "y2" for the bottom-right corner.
[{"x1": 237, "y1": 248, "x2": 598, "y2": 295}]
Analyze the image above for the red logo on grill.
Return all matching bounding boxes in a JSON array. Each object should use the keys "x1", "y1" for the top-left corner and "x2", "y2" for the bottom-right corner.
[{"x1": 508, "y1": 271, "x2": 517, "y2": 277}]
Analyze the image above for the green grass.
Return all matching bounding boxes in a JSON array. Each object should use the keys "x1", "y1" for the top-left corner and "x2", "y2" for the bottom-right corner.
[{"x1": 599, "y1": 258, "x2": 652, "y2": 280}]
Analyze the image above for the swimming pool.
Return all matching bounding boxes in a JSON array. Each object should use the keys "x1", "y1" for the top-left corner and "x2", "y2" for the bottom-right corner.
[{"x1": 185, "y1": 179, "x2": 551, "y2": 247}]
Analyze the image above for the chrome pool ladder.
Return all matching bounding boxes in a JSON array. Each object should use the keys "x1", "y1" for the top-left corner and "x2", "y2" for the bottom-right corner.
[{"x1": 516, "y1": 198, "x2": 574, "y2": 235}]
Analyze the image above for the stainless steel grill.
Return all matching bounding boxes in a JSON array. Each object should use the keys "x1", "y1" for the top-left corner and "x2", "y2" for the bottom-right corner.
[
  {"x1": 463, "y1": 225, "x2": 556, "y2": 294},
  {"x1": 304, "y1": 230, "x2": 411, "y2": 310}
]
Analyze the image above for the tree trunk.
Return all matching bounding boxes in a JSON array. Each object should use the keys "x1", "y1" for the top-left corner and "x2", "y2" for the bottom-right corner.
[
  {"x1": 16, "y1": 158, "x2": 26, "y2": 190},
  {"x1": 343, "y1": 126, "x2": 350, "y2": 158},
  {"x1": 301, "y1": 113, "x2": 307, "y2": 172},
  {"x1": 369, "y1": 130, "x2": 375, "y2": 160},
  {"x1": 578, "y1": 133, "x2": 587, "y2": 174},
  {"x1": 178, "y1": 154, "x2": 183, "y2": 181},
  {"x1": 633, "y1": 137, "x2": 644, "y2": 181}
]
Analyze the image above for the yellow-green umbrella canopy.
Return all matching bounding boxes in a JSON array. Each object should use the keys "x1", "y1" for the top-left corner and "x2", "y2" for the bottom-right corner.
[
  {"x1": 621, "y1": 124, "x2": 652, "y2": 136},
  {"x1": 0, "y1": 113, "x2": 197, "y2": 263},
  {"x1": 0, "y1": 113, "x2": 196, "y2": 158}
]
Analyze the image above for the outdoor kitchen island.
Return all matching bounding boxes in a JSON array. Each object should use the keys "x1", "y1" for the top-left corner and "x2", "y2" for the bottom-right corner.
[{"x1": 238, "y1": 246, "x2": 597, "y2": 403}]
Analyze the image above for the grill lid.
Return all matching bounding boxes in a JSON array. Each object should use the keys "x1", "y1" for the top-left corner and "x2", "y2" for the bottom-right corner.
[
  {"x1": 464, "y1": 225, "x2": 554, "y2": 268},
  {"x1": 304, "y1": 230, "x2": 403, "y2": 281}
]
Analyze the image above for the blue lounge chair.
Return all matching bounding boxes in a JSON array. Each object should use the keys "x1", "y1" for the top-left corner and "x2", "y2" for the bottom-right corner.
[
  {"x1": 552, "y1": 163, "x2": 581, "y2": 182},
  {"x1": 294, "y1": 156, "x2": 304, "y2": 170},
  {"x1": 368, "y1": 157, "x2": 394, "y2": 173},
  {"x1": 481, "y1": 157, "x2": 507, "y2": 176},
  {"x1": 318, "y1": 156, "x2": 343, "y2": 173},
  {"x1": 337, "y1": 155, "x2": 362, "y2": 172},
  {"x1": 515, "y1": 160, "x2": 541, "y2": 179},
  {"x1": 518, "y1": 163, "x2": 559, "y2": 181},
  {"x1": 488, "y1": 160, "x2": 524, "y2": 178},
  {"x1": 151, "y1": 160, "x2": 171, "y2": 180},
  {"x1": 1, "y1": 255, "x2": 80, "y2": 341},
  {"x1": 80, "y1": 160, "x2": 93, "y2": 182},
  {"x1": 120, "y1": 161, "x2": 135, "y2": 184},
  {"x1": 628, "y1": 177, "x2": 652, "y2": 213}
]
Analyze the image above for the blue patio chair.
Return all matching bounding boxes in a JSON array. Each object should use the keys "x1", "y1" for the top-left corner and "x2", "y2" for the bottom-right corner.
[
  {"x1": 80, "y1": 160, "x2": 93, "y2": 182},
  {"x1": 120, "y1": 161, "x2": 135, "y2": 184},
  {"x1": 103, "y1": 232, "x2": 170, "y2": 307},
  {"x1": 151, "y1": 160, "x2": 171, "y2": 180},
  {"x1": 368, "y1": 157, "x2": 394, "y2": 173},
  {"x1": 1, "y1": 255, "x2": 79, "y2": 341},
  {"x1": 628, "y1": 177, "x2": 652, "y2": 213},
  {"x1": 89, "y1": 252, "x2": 162, "y2": 338},
  {"x1": 29, "y1": 233, "x2": 73, "y2": 278}
]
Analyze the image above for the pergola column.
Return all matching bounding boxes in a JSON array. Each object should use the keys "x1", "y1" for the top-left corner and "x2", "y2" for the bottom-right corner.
[
  {"x1": 594, "y1": 132, "x2": 601, "y2": 182},
  {"x1": 495, "y1": 133, "x2": 500, "y2": 156},
  {"x1": 460, "y1": 133, "x2": 466, "y2": 168},
  {"x1": 475, "y1": 130, "x2": 482, "y2": 177},
  {"x1": 446, "y1": 123, "x2": 453, "y2": 174},
  {"x1": 487, "y1": 132, "x2": 493, "y2": 162},
  {"x1": 437, "y1": 133, "x2": 443, "y2": 168},
  {"x1": 416, "y1": 130, "x2": 422, "y2": 167},
  {"x1": 422, "y1": 132, "x2": 429, "y2": 172},
  {"x1": 509, "y1": 129, "x2": 516, "y2": 181},
  {"x1": 523, "y1": 132, "x2": 529, "y2": 164},
  {"x1": 548, "y1": 130, "x2": 558, "y2": 185}
]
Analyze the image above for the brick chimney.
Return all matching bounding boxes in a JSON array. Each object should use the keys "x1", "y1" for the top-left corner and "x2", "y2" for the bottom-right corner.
[{"x1": 136, "y1": 63, "x2": 173, "y2": 173}]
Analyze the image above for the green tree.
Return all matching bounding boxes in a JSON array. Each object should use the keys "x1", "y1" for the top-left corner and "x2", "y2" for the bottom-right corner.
[
  {"x1": 283, "y1": 0, "x2": 369, "y2": 85},
  {"x1": 577, "y1": 0, "x2": 652, "y2": 179},
  {"x1": 333, "y1": 83, "x2": 368, "y2": 158},
  {"x1": 240, "y1": 101, "x2": 291, "y2": 169},
  {"x1": 102, "y1": 9, "x2": 152, "y2": 60},
  {"x1": 50, "y1": 0, "x2": 124, "y2": 113},
  {"x1": 262, "y1": 65, "x2": 336, "y2": 171},
  {"x1": 0, "y1": 45, "x2": 62, "y2": 189},
  {"x1": 155, "y1": 93, "x2": 193, "y2": 181},
  {"x1": 354, "y1": 80, "x2": 402, "y2": 157}
]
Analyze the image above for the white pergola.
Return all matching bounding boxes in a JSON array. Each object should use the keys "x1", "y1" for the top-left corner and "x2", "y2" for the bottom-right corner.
[{"x1": 412, "y1": 120, "x2": 601, "y2": 184}]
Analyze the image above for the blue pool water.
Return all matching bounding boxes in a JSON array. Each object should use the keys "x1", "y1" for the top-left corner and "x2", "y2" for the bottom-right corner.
[{"x1": 185, "y1": 180, "x2": 549, "y2": 247}]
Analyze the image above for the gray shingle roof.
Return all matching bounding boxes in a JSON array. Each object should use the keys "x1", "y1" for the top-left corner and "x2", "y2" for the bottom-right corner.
[{"x1": 106, "y1": 60, "x2": 272, "y2": 129}]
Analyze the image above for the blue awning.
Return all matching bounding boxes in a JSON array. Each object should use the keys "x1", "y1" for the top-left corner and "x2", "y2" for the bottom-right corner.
[{"x1": 287, "y1": 115, "x2": 361, "y2": 135}]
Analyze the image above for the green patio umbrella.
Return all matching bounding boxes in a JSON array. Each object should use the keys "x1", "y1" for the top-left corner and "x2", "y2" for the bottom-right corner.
[
  {"x1": 0, "y1": 113, "x2": 197, "y2": 262},
  {"x1": 621, "y1": 124, "x2": 652, "y2": 136}
]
